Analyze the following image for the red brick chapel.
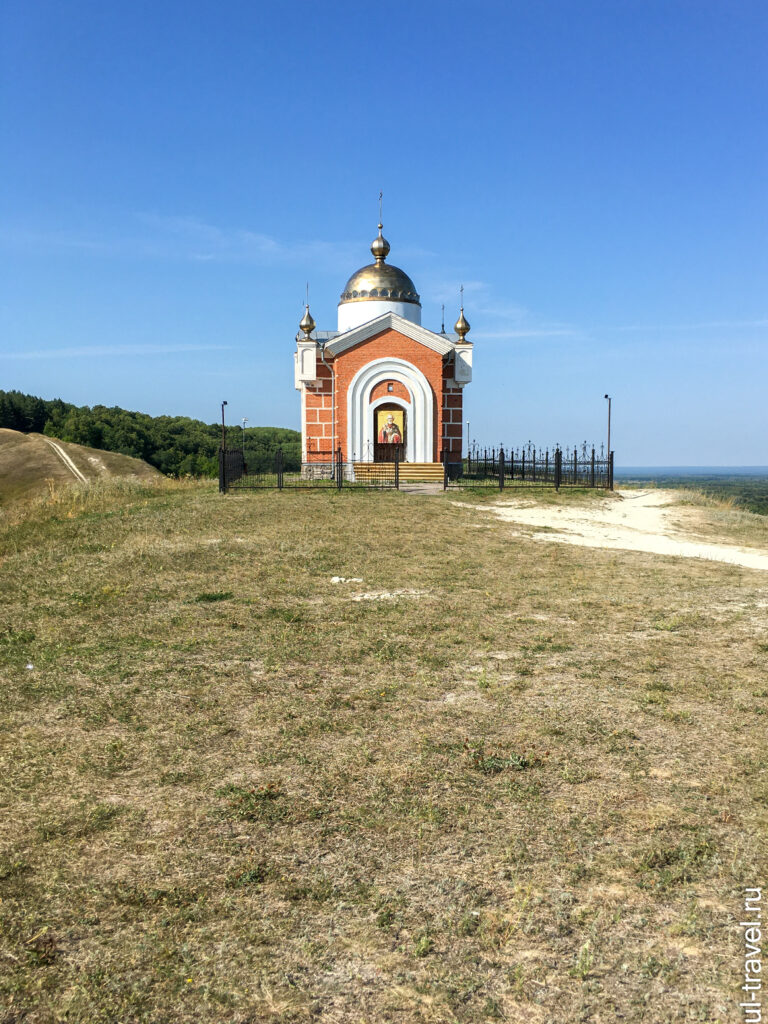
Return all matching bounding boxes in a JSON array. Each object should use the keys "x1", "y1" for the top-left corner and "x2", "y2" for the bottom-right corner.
[{"x1": 294, "y1": 220, "x2": 472, "y2": 474}]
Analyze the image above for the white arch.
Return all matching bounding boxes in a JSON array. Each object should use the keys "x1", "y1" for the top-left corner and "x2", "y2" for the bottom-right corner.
[{"x1": 347, "y1": 357, "x2": 434, "y2": 462}]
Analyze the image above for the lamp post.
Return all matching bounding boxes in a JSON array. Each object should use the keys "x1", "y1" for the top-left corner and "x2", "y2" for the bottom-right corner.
[
  {"x1": 241, "y1": 417, "x2": 248, "y2": 453},
  {"x1": 221, "y1": 400, "x2": 228, "y2": 450},
  {"x1": 604, "y1": 394, "x2": 611, "y2": 458}
]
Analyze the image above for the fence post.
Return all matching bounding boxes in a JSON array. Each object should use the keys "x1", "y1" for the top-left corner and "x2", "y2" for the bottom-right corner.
[
  {"x1": 591, "y1": 448, "x2": 595, "y2": 488},
  {"x1": 442, "y1": 448, "x2": 448, "y2": 491},
  {"x1": 276, "y1": 447, "x2": 284, "y2": 490},
  {"x1": 499, "y1": 447, "x2": 505, "y2": 491},
  {"x1": 336, "y1": 446, "x2": 343, "y2": 489},
  {"x1": 609, "y1": 450, "x2": 614, "y2": 491},
  {"x1": 554, "y1": 448, "x2": 561, "y2": 491},
  {"x1": 394, "y1": 447, "x2": 400, "y2": 490}
]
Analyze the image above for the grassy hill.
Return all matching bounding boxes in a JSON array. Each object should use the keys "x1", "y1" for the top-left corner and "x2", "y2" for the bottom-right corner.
[
  {"x1": 0, "y1": 428, "x2": 161, "y2": 504},
  {"x1": 0, "y1": 389, "x2": 302, "y2": 477},
  {"x1": 0, "y1": 480, "x2": 765, "y2": 1022}
]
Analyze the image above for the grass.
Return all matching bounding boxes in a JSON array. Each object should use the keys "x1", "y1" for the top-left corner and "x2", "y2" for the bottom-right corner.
[
  {"x1": 663, "y1": 488, "x2": 768, "y2": 550},
  {"x1": 615, "y1": 471, "x2": 768, "y2": 516},
  {"x1": 0, "y1": 428, "x2": 160, "y2": 504},
  {"x1": 0, "y1": 478, "x2": 766, "y2": 1022}
]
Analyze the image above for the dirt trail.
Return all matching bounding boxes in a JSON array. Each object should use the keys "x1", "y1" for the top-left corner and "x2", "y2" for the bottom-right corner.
[
  {"x1": 43, "y1": 438, "x2": 88, "y2": 484},
  {"x1": 461, "y1": 489, "x2": 768, "y2": 572}
]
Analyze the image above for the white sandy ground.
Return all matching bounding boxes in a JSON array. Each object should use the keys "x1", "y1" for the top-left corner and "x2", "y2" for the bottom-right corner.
[{"x1": 455, "y1": 489, "x2": 768, "y2": 572}]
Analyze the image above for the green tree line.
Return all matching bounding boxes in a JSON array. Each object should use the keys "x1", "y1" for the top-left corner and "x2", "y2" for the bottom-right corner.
[{"x1": 0, "y1": 390, "x2": 301, "y2": 476}]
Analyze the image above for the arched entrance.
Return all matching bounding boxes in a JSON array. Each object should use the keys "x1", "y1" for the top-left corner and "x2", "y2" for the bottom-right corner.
[
  {"x1": 346, "y1": 357, "x2": 434, "y2": 463},
  {"x1": 374, "y1": 402, "x2": 406, "y2": 462}
]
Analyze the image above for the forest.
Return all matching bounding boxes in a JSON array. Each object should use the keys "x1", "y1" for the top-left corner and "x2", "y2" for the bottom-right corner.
[{"x1": 0, "y1": 390, "x2": 301, "y2": 476}]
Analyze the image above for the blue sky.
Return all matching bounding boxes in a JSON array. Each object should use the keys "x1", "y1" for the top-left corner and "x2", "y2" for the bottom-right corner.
[{"x1": 1, "y1": 0, "x2": 766, "y2": 464}]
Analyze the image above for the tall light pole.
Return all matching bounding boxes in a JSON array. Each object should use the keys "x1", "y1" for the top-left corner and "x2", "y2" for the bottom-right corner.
[
  {"x1": 221, "y1": 400, "x2": 228, "y2": 450},
  {"x1": 604, "y1": 394, "x2": 611, "y2": 458},
  {"x1": 241, "y1": 417, "x2": 248, "y2": 453}
]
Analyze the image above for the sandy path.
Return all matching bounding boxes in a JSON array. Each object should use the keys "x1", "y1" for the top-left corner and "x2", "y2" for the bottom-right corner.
[
  {"x1": 460, "y1": 489, "x2": 768, "y2": 572},
  {"x1": 43, "y1": 438, "x2": 88, "y2": 484}
]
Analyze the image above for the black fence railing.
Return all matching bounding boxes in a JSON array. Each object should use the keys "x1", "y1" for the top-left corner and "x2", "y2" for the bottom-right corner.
[
  {"x1": 219, "y1": 444, "x2": 614, "y2": 493},
  {"x1": 458, "y1": 444, "x2": 613, "y2": 490},
  {"x1": 221, "y1": 447, "x2": 402, "y2": 491}
]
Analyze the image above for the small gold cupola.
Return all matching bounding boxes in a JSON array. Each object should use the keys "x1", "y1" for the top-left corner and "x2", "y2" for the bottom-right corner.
[
  {"x1": 299, "y1": 304, "x2": 316, "y2": 339},
  {"x1": 370, "y1": 222, "x2": 391, "y2": 262},
  {"x1": 454, "y1": 287, "x2": 471, "y2": 343}
]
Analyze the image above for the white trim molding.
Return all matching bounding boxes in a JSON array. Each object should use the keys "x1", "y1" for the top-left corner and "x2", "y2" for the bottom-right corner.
[
  {"x1": 326, "y1": 311, "x2": 457, "y2": 358},
  {"x1": 347, "y1": 357, "x2": 433, "y2": 462}
]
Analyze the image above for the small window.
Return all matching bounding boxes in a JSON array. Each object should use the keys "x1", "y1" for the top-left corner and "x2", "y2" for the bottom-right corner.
[{"x1": 387, "y1": 383, "x2": 393, "y2": 393}]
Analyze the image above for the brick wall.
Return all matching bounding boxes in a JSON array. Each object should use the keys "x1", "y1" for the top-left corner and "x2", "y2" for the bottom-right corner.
[
  {"x1": 442, "y1": 361, "x2": 464, "y2": 460},
  {"x1": 304, "y1": 328, "x2": 463, "y2": 462},
  {"x1": 304, "y1": 362, "x2": 334, "y2": 459},
  {"x1": 369, "y1": 379, "x2": 411, "y2": 403}
]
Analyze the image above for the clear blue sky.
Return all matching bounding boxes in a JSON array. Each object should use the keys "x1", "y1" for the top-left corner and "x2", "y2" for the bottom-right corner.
[{"x1": 2, "y1": 0, "x2": 766, "y2": 464}]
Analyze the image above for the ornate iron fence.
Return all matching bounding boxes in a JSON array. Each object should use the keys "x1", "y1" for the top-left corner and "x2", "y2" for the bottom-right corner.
[
  {"x1": 219, "y1": 443, "x2": 614, "y2": 493},
  {"x1": 458, "y1": 443, "x2": 613, "y2": 490},
  {"x1": 221, "y1": 447, "x2": 401, "y2": 491}
]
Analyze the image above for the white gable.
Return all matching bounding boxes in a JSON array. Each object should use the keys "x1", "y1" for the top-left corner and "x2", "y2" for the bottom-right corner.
[{"x1": 324, "y1": 311, "x2": 458, "y2": 358}]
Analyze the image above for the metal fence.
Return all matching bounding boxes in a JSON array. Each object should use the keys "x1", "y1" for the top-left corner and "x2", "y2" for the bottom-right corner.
[
  {"x1": 221, "y1": 447, "x2": 401, "y2": 491},
  {"x1": 457, "y1": 443, "x2": 614, "y2": 490},
  {"x1": 219, "y1": 443, "x2": 614, "y2": 493}
]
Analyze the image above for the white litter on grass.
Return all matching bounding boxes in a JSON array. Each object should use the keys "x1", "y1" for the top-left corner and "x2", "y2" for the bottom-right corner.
[
  {"x1": 26, "y1": 664, "x2": 34, "y2": 670},
  {"x1": 331, "y1": 576, "x2": 364, "y2": 584},
  {"x1": 352, "y1": 588, "x2": 428, "y2": 602}
]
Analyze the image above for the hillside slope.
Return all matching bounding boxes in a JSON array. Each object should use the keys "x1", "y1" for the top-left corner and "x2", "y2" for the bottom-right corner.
[{"x1": 0, "y1": 428, "x2": 161, "y2": 503}]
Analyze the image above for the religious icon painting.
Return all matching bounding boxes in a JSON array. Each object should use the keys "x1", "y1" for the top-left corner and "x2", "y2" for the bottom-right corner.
[{"x1": 376, "y1": 408, "x2": 405, "y2": 445}]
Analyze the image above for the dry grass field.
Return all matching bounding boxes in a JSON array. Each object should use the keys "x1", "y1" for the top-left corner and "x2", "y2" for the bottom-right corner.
[{"x1": 1, "y1": 479, "x2": 767, "y2": 1023}]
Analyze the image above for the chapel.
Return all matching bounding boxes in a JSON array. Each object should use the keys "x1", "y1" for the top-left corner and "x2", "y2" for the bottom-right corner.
[{"x1": 294, "y1": 219, "x2": 472, "y2": 475}]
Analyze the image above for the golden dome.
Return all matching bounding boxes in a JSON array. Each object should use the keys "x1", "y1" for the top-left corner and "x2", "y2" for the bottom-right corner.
[
  {"x1": 299, "y1": 305, "x2": 316, "y2": 338},
  {"x1": 339, "y1": 224, "x2": 420, "y2": 307},
  {"x1": 454, "y1": 307, "x2": 470, "y2": 342}
]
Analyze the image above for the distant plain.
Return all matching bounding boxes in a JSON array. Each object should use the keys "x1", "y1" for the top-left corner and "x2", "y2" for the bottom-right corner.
[{"x1": 616, "y1": 467, "x2": 768, "y2": 515}]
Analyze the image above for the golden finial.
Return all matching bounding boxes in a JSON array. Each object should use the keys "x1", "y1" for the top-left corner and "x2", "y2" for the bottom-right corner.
[
  {"x1": 371, "y1": 191, "x2": 390, "y2": 262},
  {"x1": 454, "y1": 285, "x2": 470, "y2": 342},
  {"x1": 299, "y1": 287, "x2": 315, "y2": 338}
]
